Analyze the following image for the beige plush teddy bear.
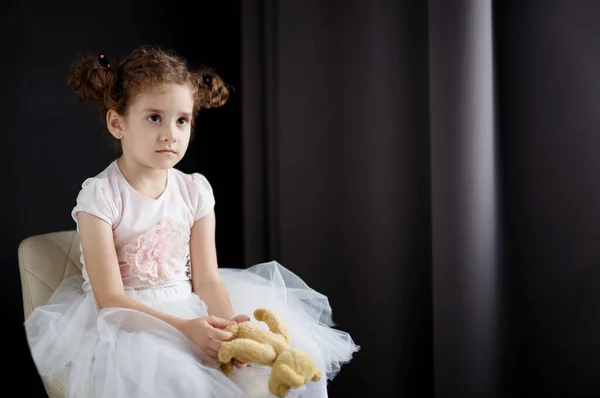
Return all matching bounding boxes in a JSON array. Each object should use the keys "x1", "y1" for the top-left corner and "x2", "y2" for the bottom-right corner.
[{"x1": 218, "y1": 308, "x2": 322, "y2": 397}]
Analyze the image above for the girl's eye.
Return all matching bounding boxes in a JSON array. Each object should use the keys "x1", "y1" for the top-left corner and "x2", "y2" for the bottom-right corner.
[
  {"x1": 177, "y1": 117, "x2": 189, "y2": 125},
  {"x1": 148, "y1": 115, "x2": 161, "y2": 123}
]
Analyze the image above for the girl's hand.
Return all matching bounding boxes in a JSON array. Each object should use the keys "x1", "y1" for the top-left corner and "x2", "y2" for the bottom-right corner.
[
  {"x1": 230, "y1": 314, "x2": 251, "y2": 368},
  {"x1": 179, "y1": 316, "x2": 236, "y2": 360},
  {"x1": 231, "y1": 314, "x2": 251, "y2": 323}
]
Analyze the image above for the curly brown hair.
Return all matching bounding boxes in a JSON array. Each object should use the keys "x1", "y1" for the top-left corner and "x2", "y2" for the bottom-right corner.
[{"x1": 67, "y1": 45, "x2": 230, "y2": 148}]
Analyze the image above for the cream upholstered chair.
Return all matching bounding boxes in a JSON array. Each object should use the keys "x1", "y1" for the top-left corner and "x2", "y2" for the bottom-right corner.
[{"x1": 19, "y1": 230, "x2": 83, "y2": 398}]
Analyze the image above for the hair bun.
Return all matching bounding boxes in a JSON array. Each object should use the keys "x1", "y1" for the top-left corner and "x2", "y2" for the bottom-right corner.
[
  {"x1": 67, "y1": 53, "x2": 115, "y2": 105},
  {"x1": 197, "y1": 69, "x2": 229, "y2": 109}
]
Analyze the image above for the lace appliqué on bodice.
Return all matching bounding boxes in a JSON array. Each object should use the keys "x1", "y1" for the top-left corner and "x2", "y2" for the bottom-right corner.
[{"x1": 123, "y1": 219, "x2": 189, "y2": 285}]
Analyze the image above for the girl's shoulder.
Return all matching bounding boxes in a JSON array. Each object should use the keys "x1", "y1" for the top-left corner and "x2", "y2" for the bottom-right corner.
[
  {"x1": 169, "y1": 168, "x2": 213, "y2": 194},
  {"x1": 169, "y1": 168, "x2": 215, "y2": 221},
  {"x1": 71, "y1": 161, "x2": 123, "y2": 227}
]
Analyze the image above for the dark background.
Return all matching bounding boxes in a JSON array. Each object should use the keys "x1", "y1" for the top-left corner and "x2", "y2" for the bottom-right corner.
[
  {"x1": 2, "y1": 0, "x2": 244, "y2": 395},
  {"x1": 3, "y1": 1, "x2": 600, "y2": 397}
]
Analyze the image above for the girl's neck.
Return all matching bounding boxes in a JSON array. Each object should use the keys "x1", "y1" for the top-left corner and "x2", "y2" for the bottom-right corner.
[{"x1": 116, "y1": 156, "x2": 168, "y2": 200}]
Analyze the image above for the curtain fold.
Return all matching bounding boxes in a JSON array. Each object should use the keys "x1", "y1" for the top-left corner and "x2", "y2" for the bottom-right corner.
[
  {"x1": 240, "y1": 0, "x2": 281, "y2": 264},
  {"x1": 429, "y1": 1, "x2": 500, "y2": 397}
]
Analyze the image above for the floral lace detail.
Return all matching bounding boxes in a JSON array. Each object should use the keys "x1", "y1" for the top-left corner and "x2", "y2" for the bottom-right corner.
[{"x1": 123, "y1": 219, "x2": 189, "y2": 285}]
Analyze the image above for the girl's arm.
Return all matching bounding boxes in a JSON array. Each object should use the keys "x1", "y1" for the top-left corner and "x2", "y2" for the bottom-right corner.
[{"x1": 189, "y1": 210, "x2": 236, "y2": 320}]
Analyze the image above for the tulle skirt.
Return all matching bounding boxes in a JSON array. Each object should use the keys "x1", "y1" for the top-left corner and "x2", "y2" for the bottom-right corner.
[{"x1": 24, "y1": 261, "x2": 359, "y2": 398}]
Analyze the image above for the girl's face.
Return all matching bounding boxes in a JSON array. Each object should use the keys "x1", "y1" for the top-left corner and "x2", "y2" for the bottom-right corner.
[{"x1": 108, "y1": 83, "x2": 195, "y2": 171}]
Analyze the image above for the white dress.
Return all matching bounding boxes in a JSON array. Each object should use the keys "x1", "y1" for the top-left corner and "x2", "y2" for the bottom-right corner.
[{"x1": 24, "y1": 161, "x2": 359, "y2": 398}]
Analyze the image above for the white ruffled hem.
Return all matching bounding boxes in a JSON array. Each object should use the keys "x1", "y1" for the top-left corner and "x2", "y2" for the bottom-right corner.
[{"x1": 25, "y1": 261, "x2": 359, "y2": 398}]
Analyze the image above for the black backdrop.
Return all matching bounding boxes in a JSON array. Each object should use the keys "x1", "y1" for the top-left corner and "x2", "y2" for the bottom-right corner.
[
  {"x1": 3, "y1": 1, "x2": 600, "y2": 397},
  {"x1": 2, "y1": 0, "x2": 243, "y2": 395}
]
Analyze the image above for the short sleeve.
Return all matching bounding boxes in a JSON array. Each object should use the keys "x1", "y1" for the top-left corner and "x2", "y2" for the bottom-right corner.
[
  {"x1": 71, "y1": 177, "x2": 120, "y2": 228},
  {"x1": 192, "y1": 173, "x2": 216, "y2": 220}
]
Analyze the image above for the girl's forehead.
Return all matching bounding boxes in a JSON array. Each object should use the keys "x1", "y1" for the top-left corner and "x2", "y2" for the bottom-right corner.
[{"x1": 131, "y1": 84, "x2": 194, "y2": 107}]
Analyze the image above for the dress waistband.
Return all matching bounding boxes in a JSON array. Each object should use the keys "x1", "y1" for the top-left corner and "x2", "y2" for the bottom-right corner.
[{"x1": 123, "y1": 280, "x2": 193, "y2": 304}]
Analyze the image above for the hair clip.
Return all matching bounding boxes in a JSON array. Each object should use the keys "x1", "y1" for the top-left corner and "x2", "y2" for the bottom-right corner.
[{"x1": 97, "y1": 52, "x2": 111, "y2": 69}]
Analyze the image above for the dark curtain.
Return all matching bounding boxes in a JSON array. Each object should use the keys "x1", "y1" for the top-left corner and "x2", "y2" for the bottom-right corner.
[
  {"x1": 496, "y1": 1, "x2": 600, "y2": 396},
  {"x1": 240, "y1": 1, "x2": 600, "y2": 397}
]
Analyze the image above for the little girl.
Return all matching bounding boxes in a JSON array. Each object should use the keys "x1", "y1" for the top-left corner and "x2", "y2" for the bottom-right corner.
[{"x1": 24, "y1": 45, "x2": 358, "y2": 398}]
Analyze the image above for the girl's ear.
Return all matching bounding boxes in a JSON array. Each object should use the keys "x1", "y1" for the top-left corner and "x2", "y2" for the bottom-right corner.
[{"x1": 106, "y1": 109, "x2": 125, "y2": 139}]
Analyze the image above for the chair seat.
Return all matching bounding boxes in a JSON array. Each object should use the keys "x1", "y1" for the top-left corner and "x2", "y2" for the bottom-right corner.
[
  {"x1": 19, "y1": 230, "x2": 82, "y2": 318},
  {"x1": 19, "y1": 230, "x2": 82, "y2": 398},
  {"x1": 42, "y1": 374, "x2": 65, "y2": 398}
]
